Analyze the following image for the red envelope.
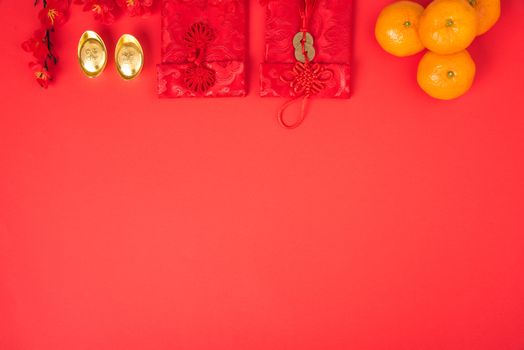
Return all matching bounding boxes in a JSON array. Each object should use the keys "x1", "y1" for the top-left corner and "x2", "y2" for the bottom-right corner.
[
  {"x1": 157, "y1": 0, "x2": 247, "y2": 98},
  {"x1": 260, "y1": 0, "x2": 352, "y2": 99}
]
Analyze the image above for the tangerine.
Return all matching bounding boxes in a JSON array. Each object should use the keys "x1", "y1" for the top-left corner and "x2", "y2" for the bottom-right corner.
[
  {"x1": 466, "y1": 0, "x2": 501, "y2": 35},
  {"x1": 417, "y1": 50, "x2": 476, "y2": 100},
  {"x1": 375, "y1": 1, "x2": 425, "y2": 57},
  {"x1": 418, "y1": 0, "x2": 478, "y2": 54}
]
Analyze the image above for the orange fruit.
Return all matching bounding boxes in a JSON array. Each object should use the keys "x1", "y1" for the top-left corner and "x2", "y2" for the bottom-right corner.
[
  {"x1": 375, "y1": 1, "x2": 425, "y2": 57},
  {"x1": 418, "y1": 0, "x2": 478, "y2": 54},
  {"x1": 466, "y1": 0, "x2": 501, "y2": 35},
  {"x1": 417, "y1": 50, "x2": 476, "y2": 100}
]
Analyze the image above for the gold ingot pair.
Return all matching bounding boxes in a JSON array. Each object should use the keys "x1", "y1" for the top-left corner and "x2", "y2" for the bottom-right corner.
[{"x1": 78, "y1": 31, "x2": 144, "y2": 80}]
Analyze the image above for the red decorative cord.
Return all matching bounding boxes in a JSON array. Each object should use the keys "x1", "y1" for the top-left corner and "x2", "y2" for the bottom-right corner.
[
  {"x1": 278, "y1": 0, "x2": 323, "y2": 130},
  {"x1": 278, "y1": 95, "x2": 309, "y2": 129},
  {"x1": 298, "y1": 0, "x2": 318, "y2": 63},
  {"x1": 278, "y1": 62, "x2": 332, "y2": 129}
]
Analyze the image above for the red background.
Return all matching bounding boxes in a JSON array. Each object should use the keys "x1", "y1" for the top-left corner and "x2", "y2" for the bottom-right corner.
[{"x1": 1, "y1": 1, "x2": 524, "y2": 349}]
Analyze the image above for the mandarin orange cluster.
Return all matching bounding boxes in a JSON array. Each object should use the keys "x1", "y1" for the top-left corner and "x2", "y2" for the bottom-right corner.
[
  {"x1": 22, "y1": 0, "x2": 154, "y2": 88},
  {"x1": 375, "y1": 0, "x2": 500, "y2": 100}
]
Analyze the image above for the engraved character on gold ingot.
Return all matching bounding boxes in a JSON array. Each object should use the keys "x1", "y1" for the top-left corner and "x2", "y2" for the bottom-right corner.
[
  {"x1": 119, "y1": 48, "x2": 136, "y2": 65},
  {"x1": 84, "y1": 46, "x2": 99, "y2": 62}
]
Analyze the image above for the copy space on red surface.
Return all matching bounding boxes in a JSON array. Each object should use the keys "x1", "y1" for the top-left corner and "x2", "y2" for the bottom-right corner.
[{"x1": 1, "y1": 1, "x2": 524, "y2": 350}]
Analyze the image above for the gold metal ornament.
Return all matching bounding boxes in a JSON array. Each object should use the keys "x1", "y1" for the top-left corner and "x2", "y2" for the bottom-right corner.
[
  {"x1": 115, "y1": 34, "x2": 144, "y2": 80},
  {"x1": 295, "y1": 44, "x2": 316, "y2": 63},
  {"x1": 292, "y1": 31, "x2": 316, "y2": 63},
  {"x1": 78, "y1": 30, "x2": 108, "y2": 78},
  {"x1": 292, "y1": 32, "x2": 314, "y2": 48}
]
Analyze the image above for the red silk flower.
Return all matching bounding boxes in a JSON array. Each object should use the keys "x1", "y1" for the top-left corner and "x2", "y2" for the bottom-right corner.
[
  {"x1": 21, "y1": 30, "x2": 50, "y2": 62},
  {"x1": 38, "y1": 0, "x2": 69, "y2": 28},
  {"x1": 29, "y1": 62, "x2": 52, "y2": 88},
  {"x1": 78, "y1": 0, "x2": 117, "y2": 24},
  {"x1": 116, "y1": 0, "x2": 153, "y2": 17}
]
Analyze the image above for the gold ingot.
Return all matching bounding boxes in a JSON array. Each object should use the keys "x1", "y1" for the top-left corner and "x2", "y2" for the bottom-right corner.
[
  {"x1": 115, "y1": 34, "x2": 144, "y2": 80},
  {"x1": 78, "y1": 30, "x2": 107, "y2": 78}
]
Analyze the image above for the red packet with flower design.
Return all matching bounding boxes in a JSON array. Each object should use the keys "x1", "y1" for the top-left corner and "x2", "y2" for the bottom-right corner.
[
  {"x1": 157, "y1": 0, "x2": 246, "y2": 98},
  {"x1": 260, "y1": 0, "x2": 352, "y2": 127}
]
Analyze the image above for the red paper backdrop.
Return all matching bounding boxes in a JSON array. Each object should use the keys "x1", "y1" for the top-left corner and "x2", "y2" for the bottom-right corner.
[{"x1": 1, "y1": 1, "x2": 524, "y2": 349}]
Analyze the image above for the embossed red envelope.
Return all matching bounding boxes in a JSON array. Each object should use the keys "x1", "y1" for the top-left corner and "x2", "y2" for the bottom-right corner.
[
  {"x1": 157, "y1": 0, "x2": 246, "y2": 98},
  {"x1": 260, "y1": 0, "x2": 352, "y2": 99}
]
